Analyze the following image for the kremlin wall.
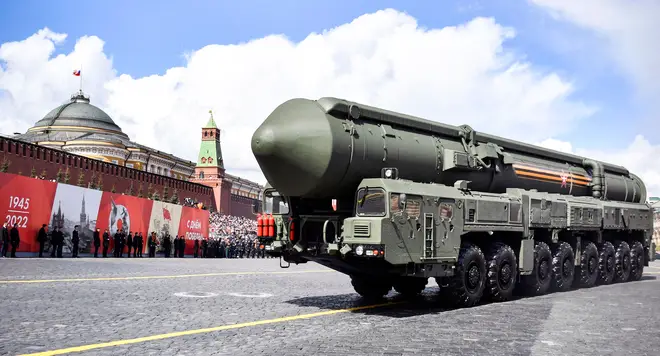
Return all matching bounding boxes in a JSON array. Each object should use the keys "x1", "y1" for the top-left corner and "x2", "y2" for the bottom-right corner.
[{"x1": 1, "y1": 90, "x2": 263, "y2": 219}]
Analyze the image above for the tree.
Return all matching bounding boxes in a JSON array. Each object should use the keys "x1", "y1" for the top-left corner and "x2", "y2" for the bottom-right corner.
[
  {"x1": 30, "y1": 167, "x2": 37, "y2": 178},
  {"x1": 137, "y1": 183, "x2": 144, "y2": 198},
  {"x1": 96, "y1": 175, "x2": 103, "y2": 190},
  {"x1": 63, "y1": 167, "x2": 71, "y2": 184},
  {"x1": 0, "y1": 155, "x2": 10, "y2": 173},
  {"x1": 162, "y1": 186, "x2": 169, "y2": 201},
  {"x1": 126, "y1": 181, "x2": 134, "y2": 195},
  {"x1": 170, "y1": 189, "x2": 179, "y2": 204},
  {"x1": 55, "y1": 168, "x2": 63, "y2": 182},
  {"x1": 89, "y1": 172, "x2": 97, "y2": 189},
  {"x1": 147, "y1": 183, "x2": 153, "y2": 198},
  {"x1": 40, "y1": 168, "x2": 47, "y2": 179},
  {"x1": 110, "y1": 184, "x2": 116, "y2": 193},
  {"x1": 77, "y1": 170, "x2": 85, "y2": 187},
  {"x1": 152, "y1": 190, "x2": 161, "y2": 201}
]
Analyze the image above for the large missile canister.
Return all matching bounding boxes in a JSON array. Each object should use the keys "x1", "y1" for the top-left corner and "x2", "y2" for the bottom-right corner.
[{"x1": 251, "y1": 97, "x2": 647, "y2": 203}]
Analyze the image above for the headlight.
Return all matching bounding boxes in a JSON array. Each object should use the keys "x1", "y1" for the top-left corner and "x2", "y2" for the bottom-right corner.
[{"x1": 355, "y1": 245, "x2": 364, "y2": 256}]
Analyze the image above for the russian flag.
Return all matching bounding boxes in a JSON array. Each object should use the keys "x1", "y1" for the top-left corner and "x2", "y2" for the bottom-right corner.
[{"x1": 73, "y1": 69, "x2": 81, "y2": 76}]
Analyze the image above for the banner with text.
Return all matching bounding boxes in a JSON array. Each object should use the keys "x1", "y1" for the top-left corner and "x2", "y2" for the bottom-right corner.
[{"x1": 0, "y1": 172, "x2": 210, "y2": 254}]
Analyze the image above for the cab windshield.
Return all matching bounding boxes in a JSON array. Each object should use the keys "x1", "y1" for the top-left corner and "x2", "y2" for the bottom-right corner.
[
  {"x1": 263, "y1": 190, "x2": 289, "y2": 215},
  {"x1": 356, "y1": 187, "x2": 386, "y2": 216}
]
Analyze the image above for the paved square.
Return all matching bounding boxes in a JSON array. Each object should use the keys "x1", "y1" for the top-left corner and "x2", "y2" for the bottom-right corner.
[{"x1": 1, "y1": 257, "x2": 659, "y2": 356}]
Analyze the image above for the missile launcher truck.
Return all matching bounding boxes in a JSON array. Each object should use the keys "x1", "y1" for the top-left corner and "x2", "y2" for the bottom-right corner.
[{"x1": 251, "y1": 97, "x2": 654, "y2": 307}]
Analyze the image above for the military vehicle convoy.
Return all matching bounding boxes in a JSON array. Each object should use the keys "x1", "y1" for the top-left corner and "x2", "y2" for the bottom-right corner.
[{"x1": 251, "y1": 97, "x2": 654, "y2": 307}]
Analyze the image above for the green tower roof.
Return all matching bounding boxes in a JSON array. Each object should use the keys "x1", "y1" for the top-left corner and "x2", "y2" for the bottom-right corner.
[
  {"x1": 197, "y1": 110, "x2": 224, "y2": 169},
  {"x1": 204, "y1": 109, "x2": 218, "y2": 129}
]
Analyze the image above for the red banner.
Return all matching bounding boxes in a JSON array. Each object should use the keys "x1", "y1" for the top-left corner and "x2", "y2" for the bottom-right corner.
[
  {"x1": 0, "y1": 174, "x2": 57, "y2": 252},
  {"x1": 0, "y1": 172, "x2": 210, "y2": 255},
  {"x1": 178, "y1": 206, "x2": 210, "y2": 254}
]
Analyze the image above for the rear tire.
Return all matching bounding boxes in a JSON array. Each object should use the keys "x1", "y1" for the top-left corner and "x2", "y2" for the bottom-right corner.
[
  {"x1": 350, "y1": 275, "x2": 391, "y2": 300},
  {"x1": 613, "y1": 240, "x2": 631, "y2": 283},
  {"x1": 577, "y1": 242, "x2": 599, "y2": 288},
  {"x1": 552, "y1": 242, "x2": 575, "y2": 292},
  {"x1": 443, "y1": 243, "x2": 487, "y2": 307},
  {"x1": 629, "y1": 241, "x2": 645, "y2": 281},
  {"x1": 522, "y1": 241, "x2": 553, "y2": 296},
  {"x1": 485, "y1": 242, "x2": 517, "y2": 302},
  {"x1": 597, "y1": 241, "x2": 616, "y2": 285}
]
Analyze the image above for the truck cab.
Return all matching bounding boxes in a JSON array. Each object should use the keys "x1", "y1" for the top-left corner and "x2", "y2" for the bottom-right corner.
[{"x1": 252, "y1": 183, "x2": 290, "y2": 256}]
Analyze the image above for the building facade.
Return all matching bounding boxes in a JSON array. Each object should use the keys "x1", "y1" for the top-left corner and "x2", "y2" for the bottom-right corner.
[
  {"x1": 13, "y1": 91, "x2": 196, "y2": 180},
  {"x1": 190, "y1": 111, "x2": 263, "y2": 217}
]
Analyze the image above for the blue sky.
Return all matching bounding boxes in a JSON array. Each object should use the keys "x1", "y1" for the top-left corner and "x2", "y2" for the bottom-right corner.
[{"x1": 0, "y1": 0, "x2": 647, "y2": 149}]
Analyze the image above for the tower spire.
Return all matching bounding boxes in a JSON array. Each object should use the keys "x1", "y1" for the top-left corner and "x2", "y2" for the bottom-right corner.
[{"x1": 197, "y1": 110, "x2": 224, "y2": 170}]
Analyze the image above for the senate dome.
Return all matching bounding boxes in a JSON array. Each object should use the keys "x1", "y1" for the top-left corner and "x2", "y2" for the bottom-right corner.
[{"x1": 14, "y1": 90, "x2": 196, "y2": 180}]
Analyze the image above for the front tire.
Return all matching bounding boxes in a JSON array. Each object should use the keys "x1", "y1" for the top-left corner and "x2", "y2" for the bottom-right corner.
[
  {"x1": 552, "y1": 242, "x2": 575, "y2": 292},
  {"x1": 350, "y1": 275, "x2": 392, "y2": 300},
  {"x1": 393, "y1": 277, "x2": 428, "y2": 297}
]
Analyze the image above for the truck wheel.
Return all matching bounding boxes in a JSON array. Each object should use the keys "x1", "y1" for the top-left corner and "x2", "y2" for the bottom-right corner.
[
  {"x1": 445, "y1": 243, "x2": 487, "y2": 307},
  {"x1": 629, "y1": 241, "x2": 645, "y2": 281},
  {"x1": 485, "y1": 242, "x2": 517, "y2": 302},
  {"x1": 576, "y1": 242, "x2": 599, "y2": 288},
  {"x1": 552, "y1": 242, "x2": 575, "y2": 292},
  {"x1": 350, "y1": 275, "x2": 391, "y2": 300},
  {"x1": 522, "y1": 241, "x2": 553, "y2": 296},
  {"x1": 613, "y1": 240, "x2": 631, "y2": 283},
  {"x1": 393, "y1": 277, "x2": 428, "y2": 297},
  {"x1": 597, "y1": 242, "x2": 616, "y2": 285}
]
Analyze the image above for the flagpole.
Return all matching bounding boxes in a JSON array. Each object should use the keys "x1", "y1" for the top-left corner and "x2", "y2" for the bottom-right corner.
[{"x1": 79, "y1": 64, "x2": 83, "y2": 93}]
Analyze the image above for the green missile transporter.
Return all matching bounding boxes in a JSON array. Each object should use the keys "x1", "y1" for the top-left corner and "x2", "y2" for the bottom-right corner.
[{"x1": 251, "y1": 97, "x2": 654, "y2": 306}]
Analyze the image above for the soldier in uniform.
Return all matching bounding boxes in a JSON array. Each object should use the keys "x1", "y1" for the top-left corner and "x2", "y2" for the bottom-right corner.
[
  {"x1": 126, "y1": 231, "x2": 133, "y2": 258},
  {"x1": 102, "y1": 229, "x2": 110, "y2": 257},
  {"x1": 147, "y1": 233, "x2": 154, "y2": 257},
  {"x1": 113, "y1": 231, "x2": 121, "y2": 257},
  {"x1": 173, "y1": 235, "x2": 179, "y2": 258},
  {"x1": 37, "y1": 224, "x2": 47, "y2": 257},
  {"x1": 179, "y1": 236, "x2": 186, "y2": 258},
  {"x1": 163, "y1": 234, "x2": 171, "y2": 257},
  {"x1": 193, "y1": 238, "x2": 199, "y2": 258},
  {"x1": 51, "y1": 226, "x2": 63, "y2": 258},
  {"x1": 136, "y1": 232, "x2": 143, "y2": 257},
  {"x1": 71, "y1": 225, "x2": 80, "y2": 258},
  {"x1": 93, "y1": 228, "x2": 101, "y2": 257},
  {"x1": 1, "y1": 223, "x2": 9, "y2": 257},
  {"x1": 9, "y1": 223, "x2": 20, "y2": 258},
  {"x1": 201, "y1": 238, "x2": 207, "y2": 258}
]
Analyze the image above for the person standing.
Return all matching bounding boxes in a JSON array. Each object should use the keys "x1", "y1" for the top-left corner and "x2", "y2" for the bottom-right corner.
[
  {"x1": 193, "y1": 239, "x2": 199, "y2": 258},
  {"x1": 37, "y1": 224, "x2": 47, "y2": 257},
  {"x1": 126, "y1": 231, "x2": 133, "y2": 258},
  {"x1": 102, "y1": 229, "x2": 110, "y2": 257},
  {"x1": 9, "y1": 223, "x2": 20, "y2": 258},
  {"x1": 1, "y1": 223, "x2": 9, "y2": 257},
  {"x1": 93, "y1": 228, "x2": 101, "y2": 257},
  {"x1": 173, "y1": 236, "x2": 179, "y2": 258},
  {"x1": 71, "y1": 226, "x2": 80, "y2": 258}
]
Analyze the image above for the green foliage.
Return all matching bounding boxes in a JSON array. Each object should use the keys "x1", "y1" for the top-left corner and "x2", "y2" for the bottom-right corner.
[
  {"x1": 170, "y1": 189, "x2": 179, "y2": 204},
  {"x1": 162, "y1": 186, "x2": 169, "y2": 201},
  {"x1": 63, "y1": 167, "x2": 71, "y2": 184},
  {"x1": 55, "y1": 168, "x2": 63, "y2": 182},
  {"x1": 40, "y1": 168, "x2": 47, "y2": 178},
  {"x1": 30, "y1": 167, "x2": 37, "y2": 178},
  {"x1": 77, "y1": 170, "x2": 85, "y2": 187},
  {"x1": 96, "y1": 175, "x2": 103, "y2": 190},
  {"x1": 110, "y1": 184, "x2": 116, "y2": 193},
  {"x1": 152, "y1": 191, "x2": 161, "y2": 201},
  {"x1": 0, "y1": 155, "x2": 9, "y2": 173}
]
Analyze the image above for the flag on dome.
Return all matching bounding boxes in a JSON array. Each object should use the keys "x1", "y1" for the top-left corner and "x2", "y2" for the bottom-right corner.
[{"x1": 73, "y1": 69, "x2": 81, "y2": 76}]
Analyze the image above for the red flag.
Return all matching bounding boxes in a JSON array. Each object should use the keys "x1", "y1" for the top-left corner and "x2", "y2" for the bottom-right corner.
[
  {"x1": 73, "y1": 69, "x2": 81, "y2": 76},
  {"x1": 163, "y1": 207, "x2": 171, "y2": 220}
]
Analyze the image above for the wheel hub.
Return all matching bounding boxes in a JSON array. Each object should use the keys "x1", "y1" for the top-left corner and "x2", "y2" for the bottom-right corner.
[
  {"x1": 499, "y1": 262, "x2": 512, "y2": 286},
  {"x1": 467, "y1": 263, "x2": 481, "y2": 290}
]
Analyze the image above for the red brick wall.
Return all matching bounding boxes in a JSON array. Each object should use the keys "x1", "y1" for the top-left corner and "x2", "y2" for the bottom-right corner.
[{"x1": 0, "y1": 137, "x2": 216, "y2": 210}]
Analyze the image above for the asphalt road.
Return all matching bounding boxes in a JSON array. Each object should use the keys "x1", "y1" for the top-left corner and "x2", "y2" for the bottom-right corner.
[{"x1": 0, "y1": 256, "x2": 659, "y2": 356}]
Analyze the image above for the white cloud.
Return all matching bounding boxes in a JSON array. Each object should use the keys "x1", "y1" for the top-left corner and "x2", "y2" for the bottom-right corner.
[
  {"x1": 529, "y1": 0, "x2": 660, "y2": 102},
  {"x1": 1, "y1": 8, "x2": 654, "y2": 199}
]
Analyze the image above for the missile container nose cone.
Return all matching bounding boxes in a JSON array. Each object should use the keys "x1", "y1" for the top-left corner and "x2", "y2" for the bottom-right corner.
[{"x1": 251, "y1": 98, "x2": 347, "y2": 198}]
